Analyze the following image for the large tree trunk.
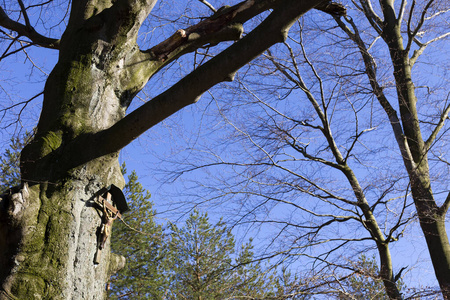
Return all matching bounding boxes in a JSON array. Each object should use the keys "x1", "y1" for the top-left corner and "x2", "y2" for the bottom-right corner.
[
  {"x1": 0, "y1": 1, "x2": 153, "y2": 298},
  {"x1": 0, "y1": 163, "x2": 125, "y2": 299}
]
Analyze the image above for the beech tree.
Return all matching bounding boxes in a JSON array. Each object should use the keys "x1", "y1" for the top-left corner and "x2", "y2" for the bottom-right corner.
[{"x1": 0, "y1": 0, "x2": 346, "y2": 299}]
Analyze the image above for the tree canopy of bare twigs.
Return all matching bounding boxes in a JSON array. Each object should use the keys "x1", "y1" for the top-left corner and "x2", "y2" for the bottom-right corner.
[{"x1": 151, "y1": 1, "x2": 450, "y2": 299}]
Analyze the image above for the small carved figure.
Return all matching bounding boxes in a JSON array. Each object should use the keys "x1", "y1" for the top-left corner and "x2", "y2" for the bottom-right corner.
[
  {"x1": 94, "y1": 194, "x2": 120, "y2": 264},
  {"x1": 99, "y1": 200, "x2": 119, "y2": 249}
]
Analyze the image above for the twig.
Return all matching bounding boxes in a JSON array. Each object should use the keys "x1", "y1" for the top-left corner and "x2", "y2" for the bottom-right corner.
[{"x1": 198, "y1": 0, "x2": 217, "y2": 12}]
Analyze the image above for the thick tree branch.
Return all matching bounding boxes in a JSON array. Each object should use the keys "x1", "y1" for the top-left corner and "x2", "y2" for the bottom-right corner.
[
  {"x1": 379, "y1": 0, "x2": 397, "y2": 28},
  {"x1": 315, "y1": 2, "x2": 346, "y2": 16},
  {"x1": 115, "y1": 0, "x2": 298, "y2": 107},
  {"x1": 142, "y1": 0, "x2": 286, "y2": 62},
  {"x1": 0, "y1": 5, "x2": 59, "y2": 49},
  {"x1": 141, "y1": 0, "x2": 347, "y2": 69},
  {"x1": 92, "y1": 0, "x2": 323, "y2": 158}
]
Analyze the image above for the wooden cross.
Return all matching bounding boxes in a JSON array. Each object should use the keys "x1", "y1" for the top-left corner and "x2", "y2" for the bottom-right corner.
[{"x1": 94, "y1": 192, "x2": 121, "y2": 264}]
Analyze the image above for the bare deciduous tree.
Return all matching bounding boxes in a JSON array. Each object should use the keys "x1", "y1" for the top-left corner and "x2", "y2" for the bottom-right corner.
[{"x1": 154, "y1": 1, "x2": 450, "y2": 298}]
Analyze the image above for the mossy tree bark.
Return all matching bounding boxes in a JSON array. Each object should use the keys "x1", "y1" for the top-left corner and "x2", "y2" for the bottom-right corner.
[{"x1": 0, "y1": 0, "x2": 324, "y2": 299}]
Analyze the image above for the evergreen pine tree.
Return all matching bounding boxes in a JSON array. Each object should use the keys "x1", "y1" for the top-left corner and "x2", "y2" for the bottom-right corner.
[
  {"x1": 0, "y1": 133, "x2": 31, "y2": 192},
  {"x1": 271, "y1": 268, "x2": 312, "y2": 300},
  {"x1": 165, "y1": 210, "x2": 276, "y2": 300},
  {"x1": 336, "y1": 255, "x2": 405, "y2": 300},
  {"x1": 107, "y1": 172, "x2": 280, "y2": 299}
]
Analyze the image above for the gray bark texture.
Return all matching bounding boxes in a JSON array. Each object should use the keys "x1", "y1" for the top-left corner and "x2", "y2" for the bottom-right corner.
[{"x1": 0, "y1": 0, "x2": 323, "y2": 298}]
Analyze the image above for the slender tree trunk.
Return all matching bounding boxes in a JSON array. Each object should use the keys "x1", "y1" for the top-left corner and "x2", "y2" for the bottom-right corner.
[
  {"x1": 335, "y1": 1, "x2": 450, "y2": 296},
  {"x1": 384, "y1": 30, "x2": 450, "y2": 300},
  {"x1": 341, "y1": 167, "x2": 403, "y2": 299}
]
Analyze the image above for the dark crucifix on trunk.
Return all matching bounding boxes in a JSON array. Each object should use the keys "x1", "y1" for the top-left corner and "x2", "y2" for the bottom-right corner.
[{"x1": 94, "y1": 185, "x2": 128, "y2": 264}]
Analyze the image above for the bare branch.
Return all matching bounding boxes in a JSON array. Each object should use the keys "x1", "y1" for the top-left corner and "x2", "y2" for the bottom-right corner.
[
  {"x1": 358, "y1": 0, "x2": 383, "y2": 35},
  {"x1": 424, "y1": 7, "x2": 450, "y2": 20},
  {"x1": 0, "y1": 5, "x2": 59, "y2": 49},
  {"x1": 410, "y1": 31, "x2": 450, "y2": 66},
  {"x1": 386, "y1": 184, "x2": 413, "y2": 242},
  {"x1": 425, "y1": 98, "x2": 450, "y2": 150},
  {"x1": 0, "y1": 91, "x2": 43, "y2": 129},
  {"x1": 197, "y1": 0, "x2": 217, "y2": 13},
  {"x1": 334, "y1": 16, "x2": 417, "y2": 175},
  {"x1": 397, "y1": 0, "x2": 407, "y2": 24},
  {"x1": 407, "y1": 0, "x2": 416, "y2": 49},
  {"x1": 17, "y1": 0, "x2": 31, "y2": 29},
  {"x1": 0, "y1": 30, "x2": 33, "y2": 60},
  {"x1": 406, "y1": 0, "x2": 436, "y2": 54},
  {"x1": 439, "y1": 192, "x2": 450, "y2": 216}
]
